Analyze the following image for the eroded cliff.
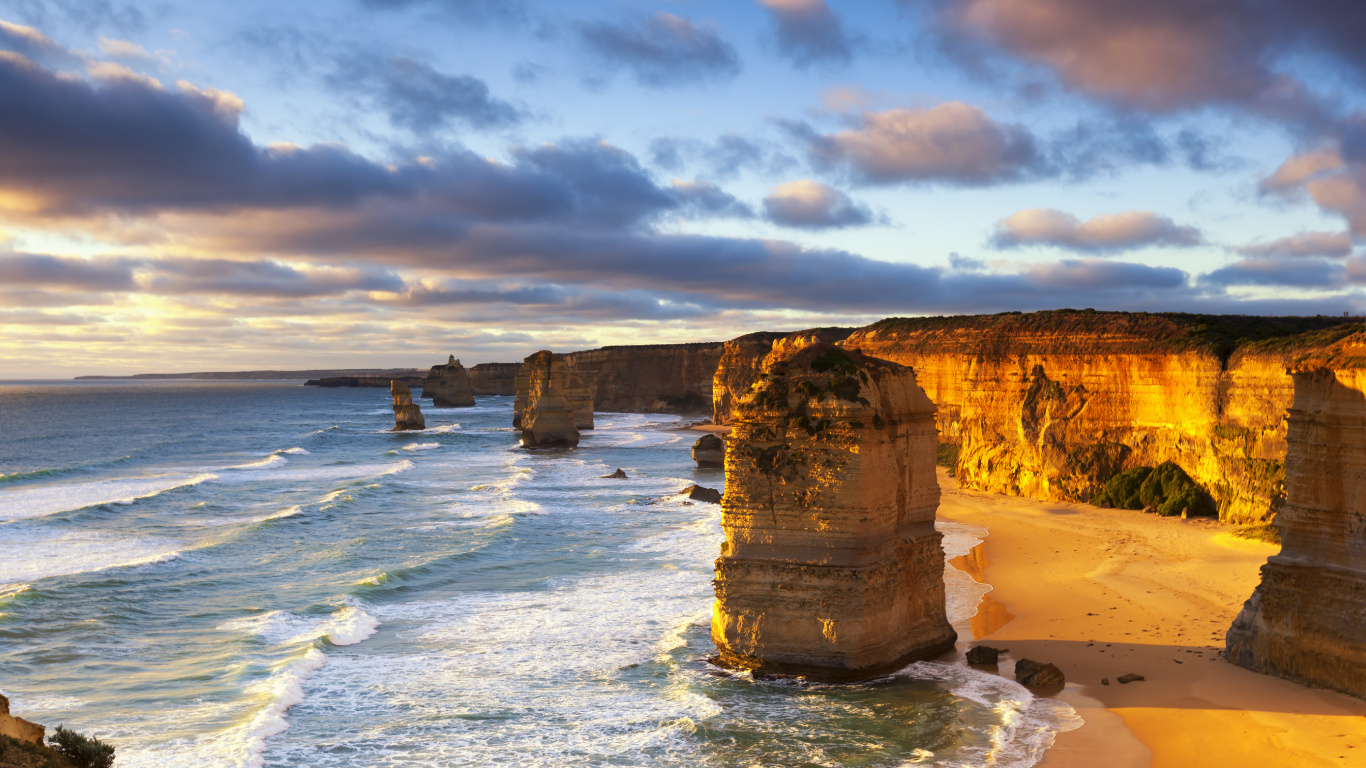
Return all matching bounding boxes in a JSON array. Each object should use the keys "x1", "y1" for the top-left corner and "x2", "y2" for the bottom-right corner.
[
  {"x1": 513, "y1": 351, "x2": 592, "y2": 436},
  {"x1": 423, "y1": 356, "x2": 476, "y2": 407},
  {"x1": 711, "y1": 344, "x2": 955, "y2": 680},
  {"x1": 1227, "y1": 331, "x2": 1366, "y2": 696},
  {"x1": 711, "y1": 329, "x2": 853, "y2": 424},
  {"x1": 562, "y1": 342, "x2": 724, "y2": 414},
  {"x1": 469, "y1": 363, "x2": 521, "y2": 396}
]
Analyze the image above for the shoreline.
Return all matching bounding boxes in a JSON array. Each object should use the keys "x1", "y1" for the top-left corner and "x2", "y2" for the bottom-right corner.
[{"x1": 937, "y1": 469, "x2": 1366, "y2": 767}]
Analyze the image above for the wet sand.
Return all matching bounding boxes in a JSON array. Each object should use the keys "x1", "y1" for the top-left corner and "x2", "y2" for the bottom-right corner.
[{"x1": 937, "y1": 469, "x2": 1366, "y2": 768}]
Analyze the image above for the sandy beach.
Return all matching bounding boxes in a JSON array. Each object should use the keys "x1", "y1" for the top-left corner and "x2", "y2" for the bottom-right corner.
[{"x1": 936, "y1": 469, "x2": 1366, "y2": 768}]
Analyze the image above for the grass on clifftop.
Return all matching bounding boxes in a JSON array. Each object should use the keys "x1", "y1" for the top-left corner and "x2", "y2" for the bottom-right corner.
[{"x1": 0, "y1": 735, "x2": 77, "y2": 768}]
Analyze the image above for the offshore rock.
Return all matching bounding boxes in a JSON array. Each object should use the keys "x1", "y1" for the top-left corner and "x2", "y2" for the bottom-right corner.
[
  {"x1": 682, "y1": 484, "x2": 722, "y2": 504},
  {"x1": 517, "y1": 351, "x2": 582, "y2": 448},
  {"x1": 1227, "y1": 332, "x2": 1366, "y2": 697},
  {"x1": 391, "y1": 380, "x2": 425, "y2": 431},
  {"x1": 469, "y1": 362, "x2": 521, "y2": 396},
  {"x1": 692, "y1": 433, "x2": 725, "y2": 468},
  {"x1": 710, "y1": 344, "x2": 956, "y2": 681},
  {"x1": 514, "y1": 351, "x2": 594, "y2": 431},
  {"x1": 603, "y1": 468, "x2": 628, "y2": 479},
  {"x1": 0, "y1": 694, "x2": 44, "y2": 746},
  {"x1": 423, "y1": 355, "x2": 476, "y2": 407}
]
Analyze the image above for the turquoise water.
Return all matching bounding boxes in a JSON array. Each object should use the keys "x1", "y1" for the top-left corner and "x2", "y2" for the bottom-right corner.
[{"x1": 0, "y1": 381, "x2": 1073, "y2": 767}]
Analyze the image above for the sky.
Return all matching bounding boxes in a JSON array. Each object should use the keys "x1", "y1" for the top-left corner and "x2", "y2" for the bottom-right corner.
[{"x1": 0, "y1": 0, "x2": 1363, "y2": 376}]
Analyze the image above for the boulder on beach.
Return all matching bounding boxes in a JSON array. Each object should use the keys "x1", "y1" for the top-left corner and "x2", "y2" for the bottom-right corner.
[
  {"x1": 391, "y1": 380, "x2": 426, "y2": 431},
  {"x1": 1117, "y1": 673, "x2": 1145, "y2": 684},
  {"x1": 691, "y1": 433, "x2": 725, "y2": 468},
  {"x1": 965, "y1": 645, "x2": 1003, "y2": 665}
]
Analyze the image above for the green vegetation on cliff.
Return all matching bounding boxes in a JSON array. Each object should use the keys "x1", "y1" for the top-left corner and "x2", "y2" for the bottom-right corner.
[
  {"x1": 1092, "y1": 461, "x2": 1216, "y2": 517},
  {"x1": 47, "y1": 728, "x2": 113, "y2": 768}
]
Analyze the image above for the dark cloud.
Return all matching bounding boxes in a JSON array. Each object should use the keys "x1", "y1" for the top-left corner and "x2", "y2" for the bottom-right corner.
[
  {"x1": 1261, "y1": 144, "x2": 1366, "y2": 237},
  {"x1": 670, "y1": 180, "x2": 755, "y2": 219},
  {"x1": 992, "y1": 209, "x2": 1203, "y2": 253},
  {"x1": 762, "y1": 180, "x2": 874, "y2": 229},
  {"x1": 329, "y1": 55, "x2": 523, "y2": 132},
  {"x1": 577, "y1": 12, "x2": 740, "y2": 88},
  {"x1": 1202, "y1": 257, "x2": 1345, "y2": 288},
  {"x1": 757, "y1": 0, "x2": 855, "y2": 68},
  {"x1": 141, "y1": 259, "x2": 406, "y2": 297},
  {"x1": 1237, "y1": 231, "x2": 1354, "y2": 259},
  {"x1": 0, "y1": 19, "x2": 77, "y2": 66},
  {"x1": 0, "y1": 252, "x2": 133, "y2": 289},
  {"x1": 355, "y1": 0, "x2": 524, "y2": 24}
]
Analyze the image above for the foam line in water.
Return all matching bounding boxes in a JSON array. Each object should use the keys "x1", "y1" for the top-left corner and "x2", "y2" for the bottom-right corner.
[
  {"x1": 236, "y1": 647, "x2": 328, "y2": 768},
  {"x1": 0, "y1": 527, "x2": 184, "y2": 582},
  {"x1": 401, "y1": 442, "x2": 440, "y2": 452},
  {"x1": 230, "y1": 454, "x2": 290, "y2": 470},
  {"x1": 0, "y1": 473, "x2": 217, "y2": 522},
  {"x1": 281, "y1": 447, "x2": 311, "y2": 455}
]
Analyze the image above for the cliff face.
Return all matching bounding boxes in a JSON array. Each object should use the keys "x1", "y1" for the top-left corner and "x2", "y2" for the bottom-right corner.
[
  {"x1": 0, "y1": 695, "x2": 44, "y2": 746},
  {"x1": 423, "y1": 356, "x2": 476, "y2": 407},
  {"x1": 711, "y1": 329, "x2": 854, "y2": 424},
  {"x1": 516, "y1": 351, "x2": 582, "y2": 448},
  {"x1": 513, "y1": 351, "x2": 593, "y2": 433},
  {"x1": 1227, "y1": 332, "x2": 1366, "y2": 696},
  {"x1": 469, "y1": 363, "x2": 520, "y2": 396},
  {"x1": 561, "y1": 342, "x2": 725, "y2": 414},
  {"x1": 711, "y1": 344, "x2": 956, "y2": 680},
  {"x1": 391, "y1": 380, "x2": 425, "y2": 431}
]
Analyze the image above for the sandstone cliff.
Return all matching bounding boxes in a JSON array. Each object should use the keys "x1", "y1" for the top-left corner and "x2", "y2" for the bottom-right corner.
[
  {"x1": 469, "y1": 363, "x2": 521, "y2": 396},
  {"x1": 423, "y1": 355, "x2": 476, "y2": 407},
  {"x1": 711, "y1": 312, "x2": 1356, "y2": 524},
  {"x1": 562, "y1": 342, "x2": 725, "y2": 414},
  {"x1": 516, "y1": 351, "x2": 582, "y2": 448},
  {"x1": 391, "y1": 380, "x2": 425, "y2": 431},
  {"x1": 711, "y1": 344, "x2": 956, "y2": 680},
  {"x1": 711, "y1": 329, "x2": 854, "y2": 425},
  {"x1": 1227, "y1": 330, "x2": 1366, "y2": 696},
  {"x1": 0, "y1": 695, "x2": 43, "y2": 746},
  {"x1": 513, "y1": 351, "x2": 593, "y2": 431}
]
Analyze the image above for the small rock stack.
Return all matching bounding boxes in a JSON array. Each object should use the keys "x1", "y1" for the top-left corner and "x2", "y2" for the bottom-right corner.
[
  {"x1": 424, "y1": 355, "x2": 476, "y2": 407},
  {"x1": 516, "y1": 351, "x2": 583, "y2": 448},
  {"x1": 391, "y1": 380, "x2": 426, "y2": 431},
  {"x1": 691, "y1": 433, "x2": 725, "y2": 468}
]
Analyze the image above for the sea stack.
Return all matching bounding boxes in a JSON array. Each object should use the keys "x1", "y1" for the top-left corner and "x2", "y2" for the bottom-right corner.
[
  {"x1": 710, "y1": 344, "x2": 955, "y2": 681},
  {"x1": 517, "y1": 351, "x2": 581, "y2": 448},
  {"x1": 513, "y1": 351, "x2": 594, "y2": 431},
  {"x1": 1227, "y1": 333, "x2": 1366, "y2": 696},
  {"x1": 424, "y1": 355, "x2": 476, "y2": 407},
  {"x1": 692, "y1": 433, "x2": 725, "y2": 467},
  {"x1": 391, "y1": 380, "x2": 426, "y2": 431}
]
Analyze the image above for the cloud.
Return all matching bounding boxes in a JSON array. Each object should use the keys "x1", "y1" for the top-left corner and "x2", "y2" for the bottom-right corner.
[
  {"x1": 329, "y1": 55, "x2": 522, "y2": 132},
  {"x1": 991, "y1": 208, "x2": 1203, "y2": 252},
  {"x1": 140, "y1": 259, "x2": 406, "y2": 297},
  {"x1": 0, "y1": 251, "x2": 134, "y2": 289},
  {"x1": 1262, "y1": 144, "x2": 1366, "y2": 236},
  {"x1": 1202, "y1": 257, "x2": 1345, "y2": 288},
  {"x1": 578, "y1": 12, "x2": 740, "y2": 88},
  {"x1": 97, "y1": 37, "x2": 156, "y2": 63},
  {"x1": 649, "y1": 133, "x2": 795, "y2": 179},
  {"x1": 670, "y1": 180, "x2": 755, "y2": 219},
  {"x1": 911, "y1": 0, "x2": 1355, "y2": 123},
  {"x1": 0, "y1": 19, "x2": 75, "y2": 66},
  {"x1": 757, "y1": 0, "x2": 855, "y2": 67},
  {"x1": 797, "y1": 102, "x2": 1043, "y2": 184},
  {"x1": 354, "y1": 0, "x2": 524, "y2": 23},
  {"x1": 1238, "y1": 231, "x2": 1354, "y2": 259},
  {"x1": 762, "y1": 180, "x2": 873, "y2": 228}
]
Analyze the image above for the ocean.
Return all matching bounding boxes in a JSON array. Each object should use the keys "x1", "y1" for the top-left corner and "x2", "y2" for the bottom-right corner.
[{"x1": 0, "y1": 381, "x2": 1076, "y2": 767}]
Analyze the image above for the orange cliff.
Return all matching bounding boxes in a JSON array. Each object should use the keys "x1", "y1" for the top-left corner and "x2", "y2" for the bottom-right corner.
[
  {"x1": 1227, "y1": 330, "x2": 1366, "y2": 695},
  {"x1": 711, "y1": 311, "x2": 1359, "y2": 524},
  {"x1": 710, "y1": 345, "x2": 955, "y2": 680},
  {"x1": 513, "y1": 351, "x2": 593, "y2": 432}
]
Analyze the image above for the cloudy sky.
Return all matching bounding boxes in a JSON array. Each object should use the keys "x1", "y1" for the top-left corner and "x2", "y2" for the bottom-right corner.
[{"x1": 0, "y1": 0, "x2": 1362, "y2": 376}]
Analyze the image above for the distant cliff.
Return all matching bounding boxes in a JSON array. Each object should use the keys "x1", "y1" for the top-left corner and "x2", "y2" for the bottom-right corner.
[
  {"x1": 469, "y1": 363, "x2": 521, "y2": 396},
  {"x1": 713, "y1": 312, "x2": 1358, "y2": 524},
  {"x1": 562, "y1": 342, "x2": 726, "y2": 413}
]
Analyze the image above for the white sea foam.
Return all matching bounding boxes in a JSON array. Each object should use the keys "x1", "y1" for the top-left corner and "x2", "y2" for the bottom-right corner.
[
  {"x1": 281, "y1": 447, "x2": 311, "y2": 455},
  {"x1": 425, "y1": 423, "x2": 460, "y2": 433},
  {"x1": 219, "y1": 604, "x2": 380, "y2": 648},
  {"x1": 251, "y1": 505, "x2": 303, "y2": 524},
  {"x1": 0, "y1": 527, "x2": 183, "y2": 582},
  {"x1": 401, "y1": 442, "x2": 440, "y2": 452},
  {"x1": 231, "y1": 454, "x2": 290, "y2": 470},
  {"x1": 0, "y1": 473, "x2": 217, "y2": 522},
  {"x1": 937, "y1": 519, "x2": 994, "y2": 628}
]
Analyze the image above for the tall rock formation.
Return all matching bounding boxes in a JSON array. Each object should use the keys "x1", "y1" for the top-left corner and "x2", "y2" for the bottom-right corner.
[
  {"x1": 711, "y1": 329, "x2": 854, "y2": 425},
  {"x1": 469, "y1": 363, "x2": 521, "y2": 396},
  {"x1": 513, "y1": 351, "x2": 594, "y2": 431},
  {"x1": 562, "y1": 342, "x2": 725, "y2": 413},
  {"x1": 712, "y1": 312, "x2": 1357, "y2": 524},
  {"x1": 391, "y1": 380, "x2": 426, "y2": 431},
  {"x1": 517, "y1": 351, "x2": 582, "y2": 448},
  {"x1": 711, "y1": 344, "x2": 956, "y2": 680},
  {"x1": 423, "y1": 355, "x2": 476, "y2": 407},
  {"x1": 1227, "y1": 331, "x2": 1366, "y2": 696}
]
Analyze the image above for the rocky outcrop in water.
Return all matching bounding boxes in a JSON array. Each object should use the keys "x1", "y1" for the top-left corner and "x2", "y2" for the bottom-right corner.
[
  {"x1": 1227, "y1": 331, "x2": 1366, "y2": 697},
  {"x1": 710, "y1": 344, "x2": 956, "y2": 681},
  {"x1": 469, "y1": 363, "x2": 521, "y2": 396},
  {"x1": 391, "y1": 380, "x2": 426, "y2": 431},
  {"x1": 516, "y1": 351, "x2": 582, "y2": 447},
  {"x1": 691, "y1": 433, "x2": 725, "y2": 467},
  {"x1": 423, "y1": 356, "x2": 476, "y2": 407},
  {"x1": 514, "y1": 351, "x2": 593, "y2": 431},
  {"x1": 0, "y1": 695, "x2": 43, "y2": 746}
]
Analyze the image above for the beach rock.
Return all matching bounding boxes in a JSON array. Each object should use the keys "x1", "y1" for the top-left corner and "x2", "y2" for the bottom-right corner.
[
  {"x1": 691, "y1": 433, "x2": 725, "y2": 468},
  {"x1": 423, "y1": 355, "x2": 476, "y2": 407},
  {"x1": 1227, "y1": 333, "x2": 1366, "y2": 698},
  {"x1": 710, "y1": 344, "x2": 956, "y2": 681},
  {"x1": 1102, "y1": 678, "x2": 1110, "y2": 685},
  {"x1": 0, "y1": 694, "x2": 45, "y2": 746},
  {"x1": 603, "y1": 468, "x2": 628, "y2": 479},
  {"x1": 390, "y1": 380, "x2": 426, "y2": 431},
  {"x1": 682, "y1": 484, "x2": 721, "y2": 504},
  {"x1": 516, "y1": 351, "x2": 581, "y2": 448},
  {"x1": 513, "y1": 351, "x2": 594, "y2": 431},
  {"x1": 965, "y1": 645, "x2": 1002, "y2": 665},
  {"x1": 1117, "y1": 673, "x2": 1145, "y2": 684},
  {"x1": 469, "y1": 362, "x2": 521, "y2": 396},
  {"x1": 1014, "y1": 659, "x2": 1065, "y2": 688}
]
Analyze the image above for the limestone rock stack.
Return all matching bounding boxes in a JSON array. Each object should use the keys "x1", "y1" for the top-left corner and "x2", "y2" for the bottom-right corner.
[
  {"x1": 423, "y1": 355, "x2": 476, "y2": 407},
  {"x1": 710, "y1": 344, "x2": 956, "y2": 680},
  {"x1": 691, "y1": 433, "x2": 725, "y2": 467},
  {"x1": 391, "y1": 380, "x2": 426, "y2": 431},
  {"x1": 515, "y1": 350, "x2": 583, "y2": 447},
  {"x1": 1227, "y1": 332, "x2": 1366, "y2": 696},
  {"x1": 513, "y1": 351, "x2": 593, "y2": 431}
]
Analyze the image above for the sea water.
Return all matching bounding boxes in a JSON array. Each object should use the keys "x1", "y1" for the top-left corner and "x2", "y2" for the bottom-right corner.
[{"x1": 0, "y1": 381, "x2": 1075, "y2": 767}]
